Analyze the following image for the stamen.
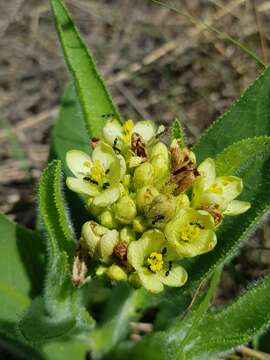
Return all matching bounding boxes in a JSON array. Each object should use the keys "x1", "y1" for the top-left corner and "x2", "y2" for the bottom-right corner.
[{"x1": 147, "y1": 252, "x2": 164, "y2": 272}]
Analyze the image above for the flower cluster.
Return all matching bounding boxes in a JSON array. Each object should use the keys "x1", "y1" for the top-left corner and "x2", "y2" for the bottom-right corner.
[{"x1": 67, "y1": 119, "x2": 250, "y2": 293}]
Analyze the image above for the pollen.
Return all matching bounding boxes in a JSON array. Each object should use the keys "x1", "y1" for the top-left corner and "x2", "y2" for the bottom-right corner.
[
  {"x1": 147, "y1": 252, "x2": 164, "y2": 272},
  {"x1": 122, "y1": 119, "x2": 134, "y2": 143},
  {"x1": 180, "y1": 223, "x2": 201, "y2": 242},
  {"x1": 90, "y1": 160, "x2": 105, "y2": 183}
]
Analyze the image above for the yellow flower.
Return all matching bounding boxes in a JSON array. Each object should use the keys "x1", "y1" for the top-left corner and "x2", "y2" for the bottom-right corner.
[
  {"x1": 127, "y1": 229, "x2": 187, "y2": 293},
  {"x1": 66, "y1": 141, "x2": 126, "y2": 207},
  {"x1": 165, "y1": 208, "x2": 217, "y2": 258},
  {"x1": 192, "y1": 158, "x2": 250, "y2": 216}
]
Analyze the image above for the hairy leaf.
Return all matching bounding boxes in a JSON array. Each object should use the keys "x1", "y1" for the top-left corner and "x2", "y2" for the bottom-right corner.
[
  {"x1": 112, "y1": 276, "x2": 270, "y2": 360},
  {"x1": 19, "y1": 160, "x2": 94, "y2": 343},
  {"x1": 51, "y1": 0, "x2": 121, "y2": 138},
  {"x1": 185, "y1": 275, "x2": 270, "y2": 359},
  {"x1": 193, "y1": 66, "x2": 270, "y2": 162}
]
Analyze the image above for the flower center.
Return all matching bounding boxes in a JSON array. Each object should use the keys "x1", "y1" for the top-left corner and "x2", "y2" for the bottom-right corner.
[
  {"x1": 180, "y1": 223, "x2": 202, "y2": 242},
  {"x1": 90, "y1": 160, "x2": 105, "y2": 183},
  {"x1": 208, "y1": 183, "x2": 223, "y2": 195},
  {"x1": 122, "y1": 119, "x2": 134, "y2": 143},
  {"x1": 147, "y1": 252, "x2": 164, "y2": 272}
]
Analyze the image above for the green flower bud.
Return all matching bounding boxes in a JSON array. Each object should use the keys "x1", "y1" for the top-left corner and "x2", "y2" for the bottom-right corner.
[
  {"x1": 151, "y1": 154, "x2": 169, "y2": 187},
  {"x1": 128, "y1": 272, "x2": 141, "y2": 288},
  {"x1": 99, "y1": 210, "x2": 118, "y2": 229},
  {"x1": 81, "y1": 221, "x2": 107, "y2": 257},
  {"x1": 136, "y1": 186, "x2": 159, "y2": 213},
  {"x1": 133, "y1": 216, "x2": 148, "y2": 233},
  {"x1": 122, "y1": 174, "x2": 132, "y2": 189},
  {"x1": 133, "y1": 162, "x2": 154, "y2": 189},
  {"x1": 120, "y1": 227, "x2": 136, "y2": 244},
  {"x1": 81, "y1": 221, "x2": 119, "y2": 262},
  {"x1": 114, "y1": 195, "x2": 137, "y2": 224},
  {"x1": 150, "y1": 142, "x2": 169, "y2": 159},
  {"x1": 146, "y1": 194, "x2": 176, "y2": 228},
  {"x1": 86, "y1": 199, "x2": 103, "y2": 217},
  {"x1": 175, "y1": 193, "x2": 190, "y2": 212},
  {"x1": 106, "y1": 264, "x2": 127, "y2": 281}
]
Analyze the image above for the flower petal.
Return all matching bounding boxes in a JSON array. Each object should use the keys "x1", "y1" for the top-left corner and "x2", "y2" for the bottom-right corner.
[
  {"x1": 99, "y1": 230, "x2": 119, "y2": 262},
  {"x1": 102, "y1": 118, "x2": 123, "y2": 146},
  {"x1": 127, "y1": 229, "x2": 165, "y2": 270},
  {"x1": 158, "y1": 265, "x2": 188, "y2": 287},
  {"x1": 137, "y1": 269, "x2": 164, "y2": 293},
  {"x1": 117, "y1": 154, "x2": 127, "y2": 179},
  {"x1": 66, "y1": 150, "x2": 92, "y2": 178},
  {"x1": 197, "y1": 158, "x2": 216, "y2": 190},
  {"x1": 92, "y1": 141, "x2": 118, "y2": 171},
  {"x1": 215, "y1": 176, "x2": 243, "y2": 204},
  {"x1": 132, "y1": 120, "x2": 156, "y2": 143},
  {"x1": 66, "y1": 177, "x2": 99, "y2": 196},
  {"x1": 223, "y1": 200, "x2": 251, "y2": 216},
  {"x1": 93, "y1": 187, "x2": 120, "y2": 207}
]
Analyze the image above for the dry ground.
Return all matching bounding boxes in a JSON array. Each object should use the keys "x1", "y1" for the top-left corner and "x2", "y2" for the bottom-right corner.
[{"x1": 1, "y1": 0, "x2": 270, "y2": 358}]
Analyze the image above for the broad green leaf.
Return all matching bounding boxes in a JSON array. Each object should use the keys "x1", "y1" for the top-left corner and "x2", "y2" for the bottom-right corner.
[
  {"x1": 193, "y1": 66, "x2": 270, "y2": 163},
  {"x1": 0, "y1": 213, "x2": 44, "y2": 332},
  {"x1": 111, "y1": 275, "x2": 270, "y2": 360},
  {"x1": 19, "y1": 160, "x2": 94, "y2": 343},
  {"x1": 51, "y1": 0, "x2": 122, "y2": 138},
  {"x1": 170, "y1": 117, "x2": 186, "y2": 147},
  {"x1": 183, "y1": 136, "x2": 270, "y2": 290},
  {"x1": 185, "y1": 275, "x2": 270, "y2": 359}
]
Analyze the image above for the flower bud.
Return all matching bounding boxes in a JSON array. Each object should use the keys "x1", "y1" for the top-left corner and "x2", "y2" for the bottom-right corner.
[
  {"x1": 175, "y1": 193, "x2": 190, "y2": 213},
  {"x1": 151, "y1": 154, "x2": 169, "y2": 187},
  {"x1": 122, "y1": 174, "x2": 132, "y2": 189},
  {"x1": 114, "y1": 195, "x2": 137, "y2": 224},
  {"x1": 106, "y1": 264, "x2": 127, "y2": 281},
  {"x1": 86, "y1": 199, "x2": 103, "y2": 217},
  {"x1": 98, "y1": 230, "x2": 119, "y2": 263},
  {"x1": 146, "y1": 194, "x2": 176, "y2": 227},
  {"x1": 128, "y1": 273, "x2": 141, "y2": 288},
  {"x1": 132, "y1": 216, "x2": 148, "y2": 233},
  {"x1": 81, "y1": 221, "x2": 107, "y2": 257},
  {"x1": 99, "y1": 210, "x2": 118, "y2": 229},
  {"x1": 133, "y1": 162, "x2": 154, "y2": 189},
  {"x1": 120, "y1": 227, "x2": 136, "y2": 244},
  {"x1": 136, "y1": 186, "x2": 159, "y2": 213},
  {"x1": 150, "y1": 142, "x2": 169, "y2": 159}
]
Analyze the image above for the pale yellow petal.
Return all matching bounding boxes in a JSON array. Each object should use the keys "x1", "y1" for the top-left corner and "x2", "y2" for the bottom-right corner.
[
  {"x1": 158, "y1": 265, "x2": 188, "y2": 287},
  {"x1": 132, "y1": 120, "x2": 156, "y2": 143},
  {"x1": 137, "y1": 269, "x2": 164, "y2": 293},
  {"x1": 93, "y1": 187, "x2": 120, "y2": 207},
  {"x1": 223, "y1": 200, "x2": 251, "y2": 216},
  {"x1": 66, "y1": 177, "x2": 99, "y2": 196},
  {"x1": 66, "y1": 150, "x2": 92, "y2": 178}
]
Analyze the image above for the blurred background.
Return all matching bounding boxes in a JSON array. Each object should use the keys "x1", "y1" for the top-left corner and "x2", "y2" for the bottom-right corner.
[{"x1": 1, "y1": 0, "x2": 270, "y2": 356}]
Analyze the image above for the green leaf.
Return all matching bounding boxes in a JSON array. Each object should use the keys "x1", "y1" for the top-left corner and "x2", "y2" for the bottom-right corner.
[
  {"x1": 19, "y1": 160, "x2": 94, "y2": 343},
  {"x1": 0, "y1": 214, "x2": 44, "y2": 332},
  {"x1": 111, "y1": 275, "x2": 270, "y2": 360},
  {"x1": 185, "y1": 275, "x2": 270, "y2": 359},
  {"x1": 183, "y1": 136, "x2": 270, "y2": 290},
  {"x1": 50, "y1": 0, "x2": 122, "y2": 138},
  {"x1": 193, "y1": 66, "x2": 270, "y2": 163},
  {"x1": 170, "y1": 117, "x2": 186, "y2": 147}
]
